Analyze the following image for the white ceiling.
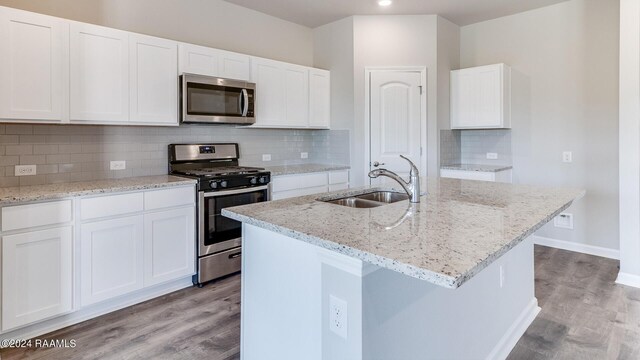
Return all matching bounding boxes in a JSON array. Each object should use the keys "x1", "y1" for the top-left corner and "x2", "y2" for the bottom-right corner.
[{"x1": 223, "y1": 0, "x2": 569, "y2": 28}]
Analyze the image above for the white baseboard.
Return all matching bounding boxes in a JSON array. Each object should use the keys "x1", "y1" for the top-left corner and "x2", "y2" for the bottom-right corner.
[
  {"x1": 533, "y1": 235, "x2": 620, "y2": 260},
  {"x1": 616, "y1": 272, "x2": 640, "y2": 288},
  {"x1": 487, "y1": 298, "x2": 540, "y2": 360},
  {"x1": 0, "y1": 277, "x2": 193, "y2": 341}
]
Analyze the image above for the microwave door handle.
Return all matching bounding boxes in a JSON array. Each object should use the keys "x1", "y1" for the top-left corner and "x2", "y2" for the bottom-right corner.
[{"x1": 241, "y1": 89, "x2": 249, "y2": 117}]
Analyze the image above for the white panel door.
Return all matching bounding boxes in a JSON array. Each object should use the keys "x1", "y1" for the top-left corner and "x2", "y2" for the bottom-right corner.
[
  {"x1": 130, "y1": 34, "x2": 178, "y2": 124},
  {"x1": 218, "y1": 50, "x2": 251, "y2": 81},
  {"x1": 2, "y1": 226, "x2": 73, "y2": 331},
  {"x1": 143, "y1": 207, "x2": 195, "y2": 287},
  {"x1": 80, "y1": 216, "x2": 143, "y2": 306},
  {"x1": 70, "y1": 22, "x2": 129, "y2": 123},
  {"x1": 251, "y1": 58, "x2": 285, "y2": 126},
  {"x1": 369, "y1": 71, "x2": 423, "y2": 183},
  {"x1": 284, "y1": 64, "x2": 309, "y2": 127},
  {"x1": 178, "y1": 43, "x2": 219, "y2": 76},
  {"x1": 309, "y1": 69, "x2": 330, "y2": 129},
  {"x1": 0, "y1": 7, "x2": 68, "y2": 122}
]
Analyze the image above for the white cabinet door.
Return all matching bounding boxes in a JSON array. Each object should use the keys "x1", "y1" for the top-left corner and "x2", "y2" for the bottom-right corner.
[
  {"x1": 2, "y1": 226, "x2": 73, "y2": 331},
  {"x1": 143, "y1": 207, "x2": 195, "y2": 287},
  {"x1": 308, "y1": 69, "x2": 330, "y2": 129},
  {"x1": 0, "y1": 7, "x2": 68, "y2": 122},
  {"x1": 178, "y1": 42, "x2": 220, "y2": 76},
  {"x1": 451, "y1": 63, "x2": 510, "y2": 129},
  {"x1": 70, "y1": 22, "x2": 129, "y2": 123},
  {"x1": 80, "y1": 216, "x2": 143, "y2": 306},
  {"x1": 251, "y1": 58, "x2": 285, "y2": 126},
  {"x1": 130, "y1": 34, "x2": 178, "y2": 125},
  {"x1": 218, "y1": 50, "x2": 251, "y2": 81},
  {"x1": 284, "y1": 64, "x2": 309, "y2": 127},
  {"x1": 179, "y1": 43, "x2": 250, "y2": 81}
]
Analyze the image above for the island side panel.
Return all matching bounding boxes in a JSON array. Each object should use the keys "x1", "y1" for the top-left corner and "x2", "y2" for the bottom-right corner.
[
  {"x1": 241, "y1": 224, "x2": 323, "y2": 360},
  {"x1": 362, "y1": 236, "x2": 538, "y2": 360}
]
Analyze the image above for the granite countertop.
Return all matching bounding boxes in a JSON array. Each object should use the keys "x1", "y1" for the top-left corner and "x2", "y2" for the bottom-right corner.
[
  {"x1": 223, "y1": 178, "x2": 584, "y2": 289},
  {"x1": 441, "y1": 164, "x2": 513, "y2": 172},
  {"x1": 0, "y1": 175, "x2": 197, "y2": 205},
  {"x1": 264, "y1": 163, "x2": 350, "y2": 176}
]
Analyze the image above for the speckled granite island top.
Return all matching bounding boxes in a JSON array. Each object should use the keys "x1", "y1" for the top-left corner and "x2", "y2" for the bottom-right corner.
[
  {"x1": 264, "y1": 163, "x2": 350, "y2": 176},
  {"x1": 441, "y1": 163, "x2": 513, "y2": 172},
  {"x1": 0, "y1": 175, "x2": 196, "y2": 205},
  {"x1": 223, "y1": 178, "x2": 584, "y2": 289}
]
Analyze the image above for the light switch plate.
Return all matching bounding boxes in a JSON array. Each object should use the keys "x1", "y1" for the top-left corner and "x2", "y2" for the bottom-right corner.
[
  {"x1": 486, "y1": 153, "x2": 498, "y2": 160},
  {"x1": 110, "y1": 161, "x2": 126, "y2": 170},
  {"x1": 15, "y1": 165, "x2": 36, "y2": 176},
  {"x1": 562, "y1": 151, "x2": 572, "y2": 163},
  {"x1": 262, "y1": 154, "x2": 272, "y2": 161}
]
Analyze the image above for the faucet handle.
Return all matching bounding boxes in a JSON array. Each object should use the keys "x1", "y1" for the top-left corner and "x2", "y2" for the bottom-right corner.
[
  {"x1": 399, "y1": 155, "x2": 419, "y2": 176},
  {"x1": 373, "y1": 161, "x2": 385, "y2": 167}
]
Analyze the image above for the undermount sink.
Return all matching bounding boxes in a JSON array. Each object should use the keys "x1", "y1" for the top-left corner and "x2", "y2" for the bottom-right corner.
[
  {"x1": 355, "y1": 191, "x2": 409, "y2": 204},
  {"x1": 322, "y1": 191, "x2": 409, "y2": 208}
]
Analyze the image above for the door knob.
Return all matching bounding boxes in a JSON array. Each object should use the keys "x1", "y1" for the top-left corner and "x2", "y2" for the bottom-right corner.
[{"x1": 373, "y1": 161, "x2": 385, "y2": 167}]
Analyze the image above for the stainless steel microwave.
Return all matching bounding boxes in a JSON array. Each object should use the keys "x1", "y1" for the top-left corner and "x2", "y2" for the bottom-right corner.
[{"x1": 180, "y1": 74, "x2": 255, "y2": 125}]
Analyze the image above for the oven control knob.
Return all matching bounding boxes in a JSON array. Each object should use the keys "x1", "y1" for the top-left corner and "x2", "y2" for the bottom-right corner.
[
  {"x1": 210, "y1": 181, "x2": 218, "y2": 189},
  {"x1": 220, "y1": 180, "x2": 228, "y2": 188},
  {"x1": 250, "y1": 177, "x2": 258, "y2": 185},
  {"x1": 259, "y1": 176, "x2": 267, "y2": 184}
]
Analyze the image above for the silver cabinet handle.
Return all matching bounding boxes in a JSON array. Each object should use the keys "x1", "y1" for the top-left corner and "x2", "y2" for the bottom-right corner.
[{"x1": 373, "y1": 161, "x2": 385, "y2": 167}]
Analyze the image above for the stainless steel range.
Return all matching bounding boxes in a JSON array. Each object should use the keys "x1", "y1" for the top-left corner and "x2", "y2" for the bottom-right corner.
[{"x1": 168, "y1": 143, "x2": 271, "y2": 286}]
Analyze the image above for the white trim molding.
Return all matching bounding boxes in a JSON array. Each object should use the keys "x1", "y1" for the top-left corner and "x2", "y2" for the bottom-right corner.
[
  {"x1": 533, "y1": 235, "x2": 620, "y2": 260},
  {"x1": 486, "y1": 298, "x2": 540, "y2": 360},
  {"x1": 616, "y1": 272, "x2": 640, "y2": 289}
]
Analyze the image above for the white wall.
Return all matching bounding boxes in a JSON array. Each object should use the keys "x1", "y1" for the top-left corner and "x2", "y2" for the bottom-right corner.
[
  {"x1": 617, "y1": 0, "x2": 640, "y2": 286},
  {"x1": 0, "y1": 0, "x2": 314, "y2": 66},
  {"x1": 460, "y1": 0, "x2": 620, "y2": 252}
]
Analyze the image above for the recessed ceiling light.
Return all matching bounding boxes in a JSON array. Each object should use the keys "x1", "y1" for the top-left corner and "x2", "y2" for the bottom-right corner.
[{"x1": 378, "y1": 0, "x2": 392, "y2": 7}]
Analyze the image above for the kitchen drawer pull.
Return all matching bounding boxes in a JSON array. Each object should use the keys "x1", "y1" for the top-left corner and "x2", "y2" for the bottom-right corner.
[{"x1": 228, "y1": 252, "x2": 242, "y2": 259}]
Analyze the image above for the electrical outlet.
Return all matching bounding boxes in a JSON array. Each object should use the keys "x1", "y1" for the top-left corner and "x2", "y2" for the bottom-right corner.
[
  {"x1": 301, "y1": 152, "x2": 309, "y2": 159},
  {"x1": 562, "y1": 151, "x2": 572, "y2": 163},
  {"x1": 486, "y1": 152, "x2": 498, "y2": 160},
  {"x1": 554, "y1": 213, "x2": 574, "y2": 229},
  {"x1": 110, "y1": 161, "x2": 126, "y2": 170},
  {"x1": 329, "y1": 295, "x2": 348, "y2": 339},
  {"x1": 14, "y1": 165, "x2": 36, "y2": 176},
  {"x1": 262, "y1": 154, "x2": 272, "y2": 162}
]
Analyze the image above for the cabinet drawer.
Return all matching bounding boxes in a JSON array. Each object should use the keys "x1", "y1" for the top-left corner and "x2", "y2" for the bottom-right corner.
[
  {"x1": 272, "y1": 173, "x2": 328, "y2": 193},
  {"x1": 272, "y1": 185, "x2": 328, "y2": 200},
  {"x1": 441, "y1": 169, "x2": 496, "y2": 182},
  {"x1": 81, "y1": 192, "x2": 144, "y2": 220},
  {"x1": 328, "y1": 170, "x2": 349, "y2": 185},
  {"x1": 144, "y1": 186, "x2": 195, "y2": 211},
  {"x1": 2, "y1": 200, "x2": 72, "y2": 232}
]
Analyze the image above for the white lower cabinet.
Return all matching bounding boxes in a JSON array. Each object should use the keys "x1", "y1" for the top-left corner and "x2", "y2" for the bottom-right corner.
[
  {"x1": 271, "y1": 170, "x2": 349, "y2": 200},
  {"x1": 143, "y1": 207, "x2": 195, "y2": 287},
  {"x1": 440, "y1": 168, "x2": 513, "y2": 183},
  {"x1": 80, "y1": 216, "x2": 144, "y2": 306},
  {"x1": 2, "y1": 226, "x2": 73, "y2": 331}
]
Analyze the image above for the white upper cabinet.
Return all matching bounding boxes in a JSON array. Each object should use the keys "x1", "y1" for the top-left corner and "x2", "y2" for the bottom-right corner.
[
  {"x1": 451, "y1": 63, "x2": 511, "y2": 129},
  {"x1": 284, "y1": 64, "x2": 309, "y2": 127},
  {"x1": 178, "y1": 43, "x2": 250, "y2": 81},
  {"x1": 250, "y1": 57, "x2": 329, "y2": 129},
  {"x1": 251, "y1": 58, "x2": 286, "y2": 127},
  {"x1": 130, "y1": 34, "x2": 178, "y2": 124},
  {"x1": 70, "y1": 22, "x2": 129, "y2": 123},
  {"x1": 309, "y1": 69, "x2": 330, "y2": 129},
  {"x1": 0, "y1": 7, "x2": 68, "y2": 122}
]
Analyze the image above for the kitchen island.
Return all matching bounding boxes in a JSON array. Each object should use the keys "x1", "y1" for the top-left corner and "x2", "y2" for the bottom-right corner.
[{"x1": 222, "y1": 178, "x2": 584, "y2": 360}]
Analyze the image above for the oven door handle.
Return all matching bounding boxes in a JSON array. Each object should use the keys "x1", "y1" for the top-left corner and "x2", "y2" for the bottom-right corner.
[{"x1": 202, "y1": 185, "x2": 270, "y2": 197}]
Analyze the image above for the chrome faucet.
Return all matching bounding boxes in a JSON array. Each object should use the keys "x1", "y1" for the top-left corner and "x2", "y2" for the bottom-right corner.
[{"x1": 368, "y1": 155, "x2": 421, "y2": 203}]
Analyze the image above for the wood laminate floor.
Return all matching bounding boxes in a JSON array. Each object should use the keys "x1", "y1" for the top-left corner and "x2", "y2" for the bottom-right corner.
[{"x1": 2, "y1": 245, "x2": 639, "y2": 360}]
